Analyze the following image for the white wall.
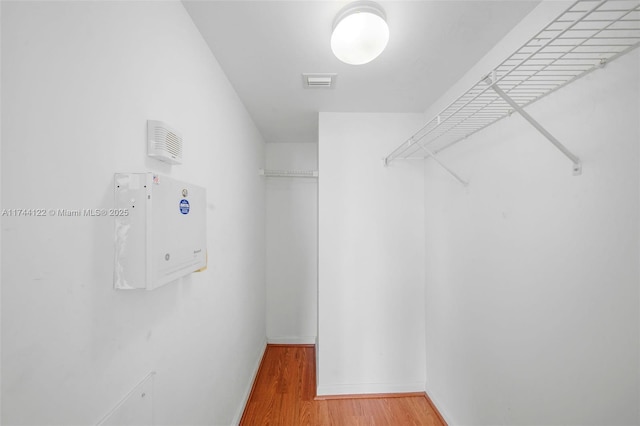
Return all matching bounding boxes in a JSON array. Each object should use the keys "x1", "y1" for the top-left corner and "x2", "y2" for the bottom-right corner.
[
  {"x1": 0, "y1": 2, "x2": 3, "y2": 423},
  {"x1": 317, "y1": 113, "x2": 426, "y2": 395},
  {"x1": 423, "y1": 42, "x2": 640, "y2": 426},
  {"x1": 1, "y1": 2, "x2": 265, "y2": 425},
  {"x1": 265, "y1": 143, "x2": 318, "y2": 344}
]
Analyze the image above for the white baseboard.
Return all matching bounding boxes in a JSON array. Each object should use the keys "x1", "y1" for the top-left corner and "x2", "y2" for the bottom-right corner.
[
  {"x1": 267, "y1": 336, "x2": 316, "y2": 345},
  {"x1": 424, "y1": 382, "x2": 454, "y2": 425},
  {"x1": 316, "y1": 381, "x2": 425, "y2": 397},
  {"x1": 231, "y1": 338, "x2": 267, "y2": 426}
]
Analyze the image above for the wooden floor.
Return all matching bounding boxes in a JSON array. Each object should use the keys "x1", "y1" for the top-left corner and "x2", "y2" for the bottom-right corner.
[{"x1": 240, "y1": 345, "x2": 446, "y2": 425}]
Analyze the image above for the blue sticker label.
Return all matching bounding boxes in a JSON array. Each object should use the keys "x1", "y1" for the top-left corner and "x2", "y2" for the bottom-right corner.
[{"x1": 179, "y1": 199, "x2": 190, "y2": 214}]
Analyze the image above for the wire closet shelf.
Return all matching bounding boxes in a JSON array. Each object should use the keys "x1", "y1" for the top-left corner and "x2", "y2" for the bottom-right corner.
[
  {"x1": 258, "y1": 169, "x2": 319, "y2": 178},
  {"x1": 383, "y1": 0, "x2": 640, "y2": 179}
]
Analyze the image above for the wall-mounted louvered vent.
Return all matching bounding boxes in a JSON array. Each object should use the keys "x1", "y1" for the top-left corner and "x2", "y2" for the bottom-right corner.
[
  {"x1": 302, "y1": 73, "x2": 337, "y2": 89},
  {"x1": 147, "y1": 120, "x2": 183, "y2": 165}
]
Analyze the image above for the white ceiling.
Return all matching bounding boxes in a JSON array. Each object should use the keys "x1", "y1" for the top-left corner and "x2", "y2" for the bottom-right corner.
[{"x1": 183, "y1": 1, "x2": 540, "y2": 143}]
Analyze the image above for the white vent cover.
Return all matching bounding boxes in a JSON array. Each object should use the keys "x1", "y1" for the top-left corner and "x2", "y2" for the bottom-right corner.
[
  {"x1": 302, "y1": 73, "x2": 337, "y2": 89},
  {"x1": 147, "y1": 120, "x2": 183, "y2": 165}
]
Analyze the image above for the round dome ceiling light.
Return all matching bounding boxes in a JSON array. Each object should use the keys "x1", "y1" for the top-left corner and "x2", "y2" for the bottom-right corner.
[{"x1": 331, "y1": 1, "x2": 389, "y2": 65}]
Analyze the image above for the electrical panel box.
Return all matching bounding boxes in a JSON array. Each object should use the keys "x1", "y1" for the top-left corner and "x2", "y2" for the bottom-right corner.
[{"x1": 114, "y1": 173, "x2": 206, "y2": 290}]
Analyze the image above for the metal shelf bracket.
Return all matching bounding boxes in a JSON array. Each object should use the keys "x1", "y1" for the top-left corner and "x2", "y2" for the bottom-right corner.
[
  {"x1": 384, "y1": 138, "x2": 468, "y2": 186},
  {"x1": 418, "y1": 144, "x2": 469, "y2": 186},
  {"x1": 486, "y1": 73, "x2": 582, "y2": 176}
]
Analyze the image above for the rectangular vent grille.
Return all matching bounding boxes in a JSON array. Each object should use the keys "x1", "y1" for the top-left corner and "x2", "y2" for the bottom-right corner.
[
  {"x1": 154, "y1": 128, "x2": 182, "y2": 158},
  {"x1": 148, "y1": 120, "x2": 183, "y2": 165},
  {"x1": 302, "y1": 73, "x2": 337, "y2": 89},
  {"x1": 307, "y1": 77, "x2": 332, "y2": 87}
]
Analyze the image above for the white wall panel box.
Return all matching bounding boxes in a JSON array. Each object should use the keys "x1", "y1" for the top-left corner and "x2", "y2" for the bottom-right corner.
[
  {"x1": 147, "y1": 120, "x2": 183, "y2": 165},
  {"x1": 113, "y1": 173, "x2": 207, "y2": 290}
]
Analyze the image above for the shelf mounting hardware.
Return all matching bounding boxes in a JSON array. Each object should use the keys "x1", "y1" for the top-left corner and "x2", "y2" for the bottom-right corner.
[{"x1": 484, "y1": 71, "x2": 582, "y2": 175}]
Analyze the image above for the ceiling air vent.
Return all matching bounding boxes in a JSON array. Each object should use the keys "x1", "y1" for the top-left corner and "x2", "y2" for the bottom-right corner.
[{"x1": 302, "y1": 73, "x2": 337, "y2": 89}]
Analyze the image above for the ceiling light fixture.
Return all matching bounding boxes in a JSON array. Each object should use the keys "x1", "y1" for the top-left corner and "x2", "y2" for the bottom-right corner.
[{"x1": 330, "y1": 1, "x2": 389, "y2": 65}]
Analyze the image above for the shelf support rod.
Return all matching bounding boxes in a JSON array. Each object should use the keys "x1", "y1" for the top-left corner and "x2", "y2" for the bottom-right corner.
[
  {"x1": 418, "y1": 144, "x2": 468, "y2": 186},
  {"x1": 489, "y1": 82, "x2": 582, "y2": 175}
]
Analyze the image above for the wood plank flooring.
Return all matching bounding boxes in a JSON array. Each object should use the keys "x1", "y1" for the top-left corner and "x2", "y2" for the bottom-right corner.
[{"x1": 240, "y1": 345, "x2": 446, "y2": 425}]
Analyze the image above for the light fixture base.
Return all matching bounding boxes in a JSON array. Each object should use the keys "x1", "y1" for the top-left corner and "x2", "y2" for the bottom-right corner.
[{"x1": 332, "y1": 0, "x2": 387, "y2": 30}]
